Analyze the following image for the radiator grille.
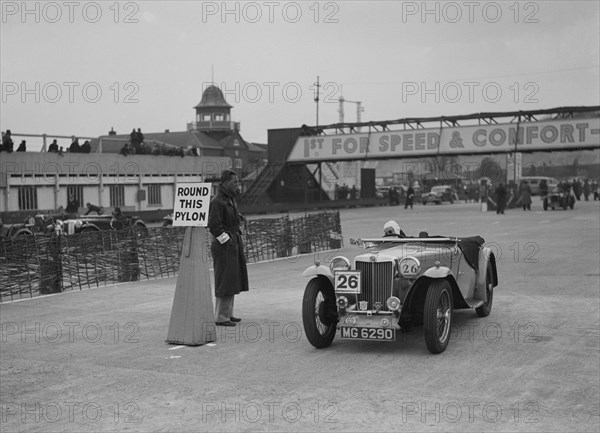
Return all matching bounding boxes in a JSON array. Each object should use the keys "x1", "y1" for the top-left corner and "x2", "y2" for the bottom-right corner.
[{"x1": 355, "y1": 261, "x2": 393, "y2": 311}]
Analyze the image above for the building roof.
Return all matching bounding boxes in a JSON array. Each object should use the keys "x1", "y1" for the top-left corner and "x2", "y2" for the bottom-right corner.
[
  {"x1": 194, "y1": 85, "x2": 232, "y2": 109},
  {"x1": 246, "y1": 142, "x2": 268, "y2": 153},
  {"x1": 91, "y1": 130, "x2": 225, "y2": 153}
]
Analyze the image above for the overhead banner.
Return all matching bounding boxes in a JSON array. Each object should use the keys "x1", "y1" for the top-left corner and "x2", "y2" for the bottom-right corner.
[{"x1": 287, "y1": 118, "x2": 600, "y2": 162}]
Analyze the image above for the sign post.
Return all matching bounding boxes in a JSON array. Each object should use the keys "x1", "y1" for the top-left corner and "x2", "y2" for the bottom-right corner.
[{"x1": 166, "y1": 183, "x2": 216, "y2": 346}]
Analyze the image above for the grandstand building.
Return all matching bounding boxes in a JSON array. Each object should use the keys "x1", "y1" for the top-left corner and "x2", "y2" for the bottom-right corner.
[{"x1": 0, "y1": 85, "x2": 267, "y2": 221}]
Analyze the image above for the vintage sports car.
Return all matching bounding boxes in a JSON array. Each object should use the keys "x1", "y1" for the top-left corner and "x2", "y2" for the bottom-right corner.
[
  {"x1": 301, "y1": 229, "x2": 498, "y2": 354},
  {"x1": 421, "y1": 185, "x2": 456, "y2": 205},
  {"x1": 543, "y1": 185, "x2": 575, "y2": 211},
  {"x1": 52, "y1": 214, "x2": 148, "y2": 235},
  {"x1": 1, "y1": 213, "x2": 147, "y2": 238}
]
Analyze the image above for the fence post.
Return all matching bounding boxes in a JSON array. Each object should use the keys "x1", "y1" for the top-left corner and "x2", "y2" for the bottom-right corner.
[{"x1": 39, "y1": 234, "x2": 62, "y2": 295}]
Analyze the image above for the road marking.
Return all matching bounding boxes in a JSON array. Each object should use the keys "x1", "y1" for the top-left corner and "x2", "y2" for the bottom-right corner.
[
  {"x1": 167, "y1": 355, "x2": 182, "y2": 359},
  {"x1": 168, "y1": 345, "x2": 186, "y2": 351}
]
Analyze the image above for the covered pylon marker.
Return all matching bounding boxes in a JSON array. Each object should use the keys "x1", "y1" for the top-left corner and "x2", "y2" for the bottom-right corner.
[
  {"x1": 167, "y1": 182, "x2": 215, "y2": 346},
  {"x1": 166, "y1": 226, "x2": 216, "y2": 345}
]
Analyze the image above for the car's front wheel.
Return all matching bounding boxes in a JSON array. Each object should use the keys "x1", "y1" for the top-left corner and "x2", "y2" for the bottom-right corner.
[
  {"x1": 476, "y1": 263, "x2": 494, "y2": 317},
  {"x1": 423, "y1": 279, "x2": 453, "y2": 354},
  {"x1": 302, "y1": 277, "x2": 338, "y2": 348}
]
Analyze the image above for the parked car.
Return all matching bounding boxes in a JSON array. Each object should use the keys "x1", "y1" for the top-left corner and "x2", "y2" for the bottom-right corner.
[
  {"x1": 0, "y1": 216, "x2": 36, "y2": 239},
  {"x1": 301, "y1": 231, "x2": 498, "y2": 354},
  {"x1": 520, "y1": 176, "x2": 558, "y2": 196},
  {"x1": 421, "y1": 185, "x2": 457, "y2": 205},
  {"x1": 543, "y1": 184, "x2": 575, "y2": 210},
  {"x1": 53, "y1": 214, "x2": 148, "y2": 236}
]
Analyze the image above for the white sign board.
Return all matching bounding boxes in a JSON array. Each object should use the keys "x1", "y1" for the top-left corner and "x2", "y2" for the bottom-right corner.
[
  {"x1": 287, "y1": 118, "x2": 600, "y2": 162},
  {"x1": 172, "y1": 183, "x2": 211, "y2": 227}
]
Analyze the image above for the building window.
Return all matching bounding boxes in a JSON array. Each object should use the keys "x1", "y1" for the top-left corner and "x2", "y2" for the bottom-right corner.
[
  {"x1": 234, "y1": 158, "x2": 243, "y2": 171},
  {"x1": 202, "y1": 114, "x2": 212, "y2": 121},
  {"x1": 67, "y1": 185, "x2": 84, "y2": 209},
  {"x1": 214, "y1": 113, "x2": 224, "y2": 121},
  {"x1": 110, "y1": 185, "x2": 125, "y2": 207},
  {"x1": 18, "y1": 186, "x2": 38, "y2": 210},
  {"x1": 148, "y1": 185, "x2": 161, "y2": 206},
  {"x1": 233, "y1": 139, "x2": 240, "y2": 146}
]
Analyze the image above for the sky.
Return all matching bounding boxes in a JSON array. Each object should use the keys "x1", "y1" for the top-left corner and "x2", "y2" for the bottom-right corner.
[{"x1": 1, "y1": 0, "x2": 599, "y2": 152}]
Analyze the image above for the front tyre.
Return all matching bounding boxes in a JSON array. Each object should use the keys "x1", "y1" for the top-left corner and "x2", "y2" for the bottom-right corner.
[
  {"x1": 476, "y1": 263, "x2": 494, "y2": 317},
  {"x1": 423, "y1": 279, "x2": 453, "y2": 354},
  {"x1": 302, "y1": 277, "x2": 338, "y2": 348}
]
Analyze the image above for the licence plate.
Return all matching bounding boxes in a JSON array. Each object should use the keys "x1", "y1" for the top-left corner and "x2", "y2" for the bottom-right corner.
[{"x1": 340, "y1": 327, "x2": 396, "y2": 341}]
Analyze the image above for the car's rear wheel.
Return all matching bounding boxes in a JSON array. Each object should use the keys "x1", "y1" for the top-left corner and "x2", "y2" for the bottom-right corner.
[
  {"x1": 476, "y1": 263, "x2": 494, "y2": 317},
  {"x1": 423, "y1": 279, "x2": 453, "y2": 354},
  {"x1": 302, "y1": 277, "x2": 337, "y2": 348}
]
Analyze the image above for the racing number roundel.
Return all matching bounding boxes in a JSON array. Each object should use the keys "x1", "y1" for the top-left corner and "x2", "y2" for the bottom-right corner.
[{"x1": 399, "y1": 257, "x2": 420, "y2": 277}]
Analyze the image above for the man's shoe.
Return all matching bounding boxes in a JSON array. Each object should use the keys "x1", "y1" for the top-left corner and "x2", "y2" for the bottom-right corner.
[
  {"x1": 230, "y1": 317, "x2": 241, "y2": 323},
  {"x1": 216, "y1": 321, "x2": 236, "y2": 326}
]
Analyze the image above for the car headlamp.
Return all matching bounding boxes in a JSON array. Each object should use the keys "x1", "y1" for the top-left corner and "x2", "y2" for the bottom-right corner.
[
  {"x1": 337, "y1": 296, "x2": 348, "y2": 309},
  {"x1": 74, "y1": 220, "x2": 83, "y2": 229},
  {"x1": 330, "y1": 256, "x2": 351, "y2": 272}
]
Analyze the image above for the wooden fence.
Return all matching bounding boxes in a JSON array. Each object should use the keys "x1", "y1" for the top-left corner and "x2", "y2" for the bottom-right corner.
[{"x1": 0, "y1": 211, "x2": 342, "y2": 302}]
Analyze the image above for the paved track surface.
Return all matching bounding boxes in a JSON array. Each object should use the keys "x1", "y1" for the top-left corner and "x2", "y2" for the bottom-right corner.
[{"x1": 1, "y1": 200, "x2": 599, "y2": 432}]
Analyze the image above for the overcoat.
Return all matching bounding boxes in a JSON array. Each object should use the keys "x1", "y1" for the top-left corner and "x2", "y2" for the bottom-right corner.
[
  {"x1": 520, "y1": 183, "x2": 532, "y2": 205},
  {"x1": 208, "y1": 187, "x2": 249, "y2": 297}
]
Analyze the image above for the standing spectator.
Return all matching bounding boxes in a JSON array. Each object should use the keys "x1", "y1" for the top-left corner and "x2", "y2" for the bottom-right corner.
[
  {"x1": 572, "y1": 179, "x2": 581, "y2": 201},
  {"x1": 405, "y1": 185, "x2": 414, "y2": 209},
  {"x1": 136, "y1": 128, "x2": 144, "y2": 145},
  {"x1": 350, "y1": 185, "x2": 357, "y2": 199},
  {"x1": 80, "y1": 140, "x2": 91, "y2": 153},
  {"x1": 57, "y1": 146, "x2": 64, "y2": 156},
  {"x1": 539, "y1": 179, "x2": 548, "y2": 198},
  {"x1": 583, "y1": 180, "x2": 590, "y2": 201},
  {"x1": 592, "y1": 180, "x2": 599, "y2": 201},
  {"x1": 69, "y1": 138, "x2": 80, "y2": 153},
  {"x1": 519, "y1": 180, "x2": 532, "y2": 211},
  {"x1": 48, "y1": 139, "x2": 59, "y2": 152},
  {"x1": 129, "y1": 128, "x2": 139, "y2": 152},
  {"x1": 208, "y1": 169, "x2": 249, "y2": 327},
  {"x1": 66, "y1": 193, "x2": 79, "y2": 216},
  {"x1": 16, "y1": 140, "x2": 26, "y2": 152},
  {"x1": 389, "y1": 186, "x2": 399, "y2": 206},
  {"x1": 1, "y1": 130, "x2": 14, "y2": 152},
  {"x1": 495, "y1": 183, "x2": 507, "y2": 214}
]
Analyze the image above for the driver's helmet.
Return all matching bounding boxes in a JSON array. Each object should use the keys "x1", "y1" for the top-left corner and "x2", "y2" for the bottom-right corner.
[{"x1": 383, "y1": 220, "x2": 401, "y2": 237}]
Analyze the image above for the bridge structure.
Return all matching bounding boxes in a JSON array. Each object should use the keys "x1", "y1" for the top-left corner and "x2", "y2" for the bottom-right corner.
[{"x1": 240, "y1": 106, "x2": 600, "y2": 211}]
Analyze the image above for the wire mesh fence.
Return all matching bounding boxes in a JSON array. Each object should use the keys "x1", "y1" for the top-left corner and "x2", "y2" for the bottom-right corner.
[{"x1": 0, "y1": 211, "x2": 342, "y2": 302}]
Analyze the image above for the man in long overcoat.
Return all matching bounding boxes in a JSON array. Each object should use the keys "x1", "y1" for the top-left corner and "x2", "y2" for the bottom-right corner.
[
  {"x1": 495, "y1": 183, "x2": 507, "y2": 214},
  {"x1": 519, "y1": 180, "x2": 532, "y2": 211},
  {"x1": 208, "y1": 170, "x2": 249, "y2": 326}
]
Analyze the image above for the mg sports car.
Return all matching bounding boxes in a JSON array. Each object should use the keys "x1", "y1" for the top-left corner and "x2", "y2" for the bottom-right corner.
[{"x1": 301, "y1": 229, "x2": 498, "y2": 354}]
